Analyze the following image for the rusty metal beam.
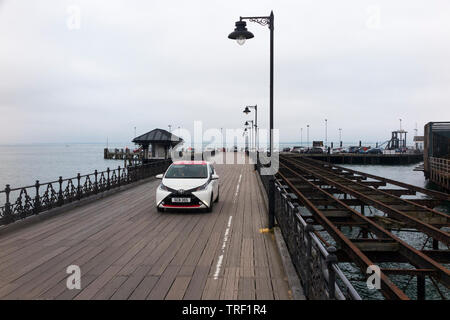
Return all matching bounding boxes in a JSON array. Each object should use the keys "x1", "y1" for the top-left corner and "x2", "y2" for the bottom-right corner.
[
  {"x1": 277, "y1": 169, "x2": 409, "y2": 299},
  {"x1": 282, "y1": 156, "x2": 450, "y2": 245},
  {"x1": 278, "y1": 158, "x2": 450, "y2": 292}
]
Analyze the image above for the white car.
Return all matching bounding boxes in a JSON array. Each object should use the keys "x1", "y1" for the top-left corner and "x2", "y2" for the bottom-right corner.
[{"x1": 155, "y1": 161, "x2": 219, "y2": 212}]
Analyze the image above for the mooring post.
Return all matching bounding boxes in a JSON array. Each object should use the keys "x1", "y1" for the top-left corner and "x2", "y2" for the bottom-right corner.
[
  {"x1": 326, "y1": 246, "x2": 338, "y2": 300},
  {"x1": 34, "y1": 180, "x2": 41, "y2": 215},
  {"x1": 4, "y1": 184, "x2": 13, "y2": 223}
]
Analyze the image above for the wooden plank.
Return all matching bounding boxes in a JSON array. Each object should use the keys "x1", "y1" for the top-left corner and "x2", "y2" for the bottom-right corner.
[
  {"x1": 165, "y1": 276, "x2": 191, "y2": 300},
  {"x1": 0, "y1": 156, "x2": 292, "y2": 300},
  {"x1": 128, "y1": 276, "x2": 159, "y2": 300}
]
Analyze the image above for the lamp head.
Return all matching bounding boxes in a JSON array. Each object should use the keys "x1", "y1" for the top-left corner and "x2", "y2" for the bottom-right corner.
[{"x1": 228, "y1": 21, "x2": 254, "y2": 45}]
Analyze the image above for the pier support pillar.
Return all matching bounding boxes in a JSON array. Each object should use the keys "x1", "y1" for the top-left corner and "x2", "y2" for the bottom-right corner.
[
  {"x1": 417, "y1": 274, "x2": 426, "y2": 300},
  {"x1": 432, "y1": 239, "x2": 439, "y2": 250}
]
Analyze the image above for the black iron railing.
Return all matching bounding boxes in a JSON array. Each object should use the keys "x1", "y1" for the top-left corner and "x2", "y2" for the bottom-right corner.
[
  {"x1": 0, "y1": 160, "x2": 171, "y2": 226},
  {"x1": 256, "y1": 158, "x2": 361, "y2": 300}
]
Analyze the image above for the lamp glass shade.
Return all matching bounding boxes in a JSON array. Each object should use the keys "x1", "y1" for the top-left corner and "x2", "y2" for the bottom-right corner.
[{"x1": 236, "y1": 36, "x2": 246, "y2": 45}]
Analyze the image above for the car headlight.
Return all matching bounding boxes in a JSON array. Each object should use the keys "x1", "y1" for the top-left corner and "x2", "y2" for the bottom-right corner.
[
  {"x1": 192, "y1": 181, "x2": 210, "y2": 192},
  {"x1": 159, "y1": 183, "x2": 170, "y2": 191}
]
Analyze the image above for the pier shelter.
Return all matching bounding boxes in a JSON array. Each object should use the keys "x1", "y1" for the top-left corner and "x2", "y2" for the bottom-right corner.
[{"x1": 132, "y1": 128, "x2": 183, "y2": 162}]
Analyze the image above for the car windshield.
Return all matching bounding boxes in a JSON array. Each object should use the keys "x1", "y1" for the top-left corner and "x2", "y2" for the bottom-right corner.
[{"x1": 165, "y1": 164, "x2": 208, "y2": 179}]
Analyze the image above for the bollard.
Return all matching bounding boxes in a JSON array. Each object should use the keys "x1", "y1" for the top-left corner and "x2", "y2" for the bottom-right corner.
[
  {"x1": 326, "y1": 246, "x2": 338, "y2": 300},
  {"x1": 118, "y1": 166, "x2": 121, "y2": 187}
]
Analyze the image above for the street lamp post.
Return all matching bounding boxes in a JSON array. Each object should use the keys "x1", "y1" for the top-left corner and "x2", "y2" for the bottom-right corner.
[
  {"x1": 339, "y1": 128, "x2": 342, "y2": 148},
  {"x1": 230, "y1": 12, "x2": 274, "y2": 158},
  {"x1": 301, "y1": 128, "x2": 303, "y2": 147},
  {"x1": 247, "y1": 120, "x2": 255, "y2": 151},
  {"x1": 325, "y1": 119, "x2": 328, "y2": 148},
  {"x1": 243, "y1": 105, "x2": 258, "y2": 167},
  {"x1": 307, "y1": 125, "x2": 310, "y2": 148},
  {"x1": 230, "y1": 11, "x2": 275, "y2": 229}
]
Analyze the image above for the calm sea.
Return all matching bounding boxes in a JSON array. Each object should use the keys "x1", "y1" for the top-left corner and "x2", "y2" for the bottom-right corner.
[{"x1": 0, "y1": 143, "x2": 129, "y2": 190}]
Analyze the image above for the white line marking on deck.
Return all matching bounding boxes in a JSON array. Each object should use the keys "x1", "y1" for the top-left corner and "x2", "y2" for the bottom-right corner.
[
  {"x1": 213, "y1": 171, "x2": 242, "y2": 280},
  {"x1": 233, "y1": 174, "x2": 242, "y2": 204},
  {"x1": 213, "y1": 215, "x2": 233, "y2": 280}
]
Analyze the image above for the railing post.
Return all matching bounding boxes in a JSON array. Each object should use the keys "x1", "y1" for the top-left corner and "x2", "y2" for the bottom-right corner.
[
  {"x1": 94, "y1": 170, "x2": 98, "y2": 194},
  {"x1": 76, "y1": 173, "x2": 82, "y2": 200},
  {"x1": 305, "y1": 218, "x2": 314, "y2": 298},
  {"x1": 118, "y1": 166, "x2": 121, "y2": 187},
  {"x1": 58, "y1": 176, "x2": 64, "y2": 206},
  {"x1": 34, "y1": 180, "x2": 41, "y2": 215},
  {"x1": 107, "y1": 168, "x2": 110, "y2": 190},
  {"x1": 3, "y1": 184, "x2": 13, "y2": 224},
  {"x1": 326, "y1": 246, "x2": 338, "y2": 300}
]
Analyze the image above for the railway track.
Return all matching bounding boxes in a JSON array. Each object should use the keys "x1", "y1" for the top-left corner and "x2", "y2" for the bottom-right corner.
[{"x1": 276, "y1": 154, "x2": 450, "y2": 299}]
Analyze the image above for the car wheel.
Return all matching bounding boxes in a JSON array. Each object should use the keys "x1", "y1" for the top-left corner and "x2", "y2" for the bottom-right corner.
[
  {"x1": 207, "y1": 194, "x2": 214, "y2": 213},
  {"x1": 157, "y1": 207, "x2": 164, "y2": 213}
]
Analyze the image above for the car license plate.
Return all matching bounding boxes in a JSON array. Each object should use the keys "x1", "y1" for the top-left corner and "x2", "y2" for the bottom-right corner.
[{"x1": 172, "y1": 197, "x2": 191, "y2": 203}]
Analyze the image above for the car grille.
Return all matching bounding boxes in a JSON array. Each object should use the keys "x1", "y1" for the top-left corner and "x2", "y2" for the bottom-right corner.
[{"x1": 162, "y1": 192, "x2": 203, "y2": 206}]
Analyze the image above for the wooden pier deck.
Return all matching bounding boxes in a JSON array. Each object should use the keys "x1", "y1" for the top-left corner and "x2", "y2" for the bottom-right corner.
[{"x1": 0, "y1": 162, "x2": 291, "y2": 300}]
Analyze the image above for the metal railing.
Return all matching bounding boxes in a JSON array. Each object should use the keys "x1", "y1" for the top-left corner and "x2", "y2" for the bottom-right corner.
[
  {"x1": 430, "y1": 157, "x2": 450, "y2": 191},
  {"x1": 257, "y1": 159, "x2": 361, "y2": 300},
  {"x1": 0, "y1": 160, "x2": 171, "y2": 226},
  {"x1": 273, "y1": 179, "x2": 361, "y2": 300}
]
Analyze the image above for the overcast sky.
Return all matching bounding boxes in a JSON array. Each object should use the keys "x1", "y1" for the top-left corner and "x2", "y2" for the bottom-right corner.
[{"x1": 1, "y1": 0, "x2": 449, "y2": 145}]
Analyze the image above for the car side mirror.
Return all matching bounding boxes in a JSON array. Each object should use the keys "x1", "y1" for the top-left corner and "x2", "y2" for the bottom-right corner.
[
  {"x1": 156, "y1": 174, "x2": 163, "y2": 179},
  {"x1": 211, "y1": 174, "x2": 219, "y2": 180}
]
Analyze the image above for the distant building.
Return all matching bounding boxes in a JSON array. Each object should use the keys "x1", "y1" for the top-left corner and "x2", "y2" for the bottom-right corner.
[
  {"x1": 423, "y1": 122, "x2": 450, "y2": 191},
  {"x1": 132, "y1": 128, "x2": 183, "y2": 162},
  {"x1": 386, "y1": 130, "x2": 407, "y2": 150},
  {"x1": 312, "y1": 141, "x2": 323, "y2": 147},
  {"x1": 413, "y1": 135, "x2": 424, "y2": 151}
]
